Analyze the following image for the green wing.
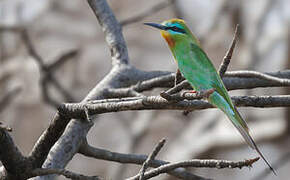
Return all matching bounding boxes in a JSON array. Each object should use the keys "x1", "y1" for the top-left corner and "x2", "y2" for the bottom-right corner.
[{"x1": 189, "y1": 43, "x2": 249, "y2": 132}]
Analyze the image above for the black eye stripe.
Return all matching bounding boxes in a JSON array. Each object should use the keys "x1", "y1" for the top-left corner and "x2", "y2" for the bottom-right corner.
[{"x1": 166, "y1": 26, "x2": 186, "y2": 34}]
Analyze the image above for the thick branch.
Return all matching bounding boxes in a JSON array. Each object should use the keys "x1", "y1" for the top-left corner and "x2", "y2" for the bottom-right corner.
[
  {"x1": 59, "y1": 95, "x2": 290, "y2": 120},
  {"x1": 0, "y1": 128, "x2": 29, "y2": 179},
  {"x1": 88, "y1": 0, "x2": 129, "y2": 66}
]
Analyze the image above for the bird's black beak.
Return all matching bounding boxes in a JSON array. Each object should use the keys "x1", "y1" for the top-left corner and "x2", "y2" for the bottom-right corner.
[{"x1": 144, "y1": 23, "x2": 167, "y2": 30}]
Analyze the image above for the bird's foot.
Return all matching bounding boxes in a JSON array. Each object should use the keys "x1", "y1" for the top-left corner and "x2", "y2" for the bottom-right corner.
[
  {"x1": 181, "y1": 90, "x2": 197, "y2": 97},
  {"x1": 182, "y1": 89, "x2": 215, "y2": 99}
]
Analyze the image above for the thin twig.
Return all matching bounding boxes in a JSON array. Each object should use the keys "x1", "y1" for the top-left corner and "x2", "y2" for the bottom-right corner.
[
  {"x1": 138, "y1": 139, "x2": 166, "y2": 180},
  {"x1": 79, "y1": 142, "x2": 208, "y2": 180},
  {"x1": 219, "y1": 24, "x2": 239, "y2": 77},
  {"x1": 30, "y1": 168, "x2": 101, "y2": 180},
  {"x1": 128, "y1": 157, "x2": 260, "y2": 180}
]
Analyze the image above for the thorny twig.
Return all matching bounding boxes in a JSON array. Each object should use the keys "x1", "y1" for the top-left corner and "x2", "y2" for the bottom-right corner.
[{"x1": 219, "y1": 24, "x2": 239, "y2": 77}]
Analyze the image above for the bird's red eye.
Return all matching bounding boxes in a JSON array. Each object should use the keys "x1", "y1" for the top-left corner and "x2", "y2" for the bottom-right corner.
[{"x1": 172, "y1": 26, "x2": 179, "y2": 31}]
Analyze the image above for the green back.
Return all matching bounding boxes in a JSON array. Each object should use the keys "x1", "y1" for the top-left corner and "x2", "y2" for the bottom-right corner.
[{"x1": 170, "y1": 36, "x2": 249, "y2": 131}]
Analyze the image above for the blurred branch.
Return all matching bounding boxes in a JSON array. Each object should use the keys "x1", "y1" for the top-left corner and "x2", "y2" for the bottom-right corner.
[
  {"x1": 247, "y1": 0, "x2": 277, "y2": 69},
  {"x1": 110, "y1": 111, "x2": 156, "y2": 179},
  {"x1": 285, "y1": 24, "x2": 290, "y2": 134},
  {"x1": 79, "y1": 142, "x2": 208, "y2": 180},
  {"x1": 199, "y1": 0, "x2": 232, "y2": 43},
  {"x1": 172, "y1": 0, "x2": 183, "y2": 19},
  {"x1": 120, "y1": 0, "x2": 176, "y2": 26},
  {"x1": 0, "y1": 72, "x2": 12, "y2": 86},
  {"x1": 48, "y1": 50, "x2": 79, "y2": 72},
  {"x1": 128, "y1": 157, "x2": 260, "y2": 180},
  {"x1": 21, "y1": 29, "x2": 77, "y2": 107},
  {"x1": 0, "y1": 87, "x2": 21, "y2": 114}
]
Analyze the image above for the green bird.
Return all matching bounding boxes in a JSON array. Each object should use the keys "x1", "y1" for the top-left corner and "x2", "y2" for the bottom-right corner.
[{"x1": 145, "y1": 18, "x2": 275, "y2": 174}]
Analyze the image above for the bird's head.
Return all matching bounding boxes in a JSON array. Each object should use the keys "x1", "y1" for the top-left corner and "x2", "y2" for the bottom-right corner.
[{"x1": 144, "y1": 19, "x2": 200, "y2": 48}]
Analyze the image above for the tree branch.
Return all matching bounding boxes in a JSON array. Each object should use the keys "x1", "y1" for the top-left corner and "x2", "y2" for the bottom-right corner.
[
  {"x1": 0, "y1": 127, "x2": 29, "y2": 179},
  {"x1": 219, "y1": 24, "x2": 239, "y2": 77},
  {"x1": 138, "y1": 139, "x2": 166, "y2": 180},
  {"x1": 30, "y1": 168, "x2": 101, "y2": 180},
  {"x1": 79, "y1": 142, "x2": 208, "y2": 180},
  {"x1": 88, "y1": 0, "x2": 129, "y2": 66},
  {"x1": 127, "y1": 157, "x2": 260, "y2": 180},
  {"x1": 59, "y1": 95, "x2": 290, "y2": 120},
  {"x1": 121, "y1": 70, "x2": 290, "y2": 94}
]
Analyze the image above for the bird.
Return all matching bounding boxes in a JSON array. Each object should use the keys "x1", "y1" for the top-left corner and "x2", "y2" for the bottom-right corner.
[{"x1": 144, "y1": 18, "x2": 276, "y2": 175}]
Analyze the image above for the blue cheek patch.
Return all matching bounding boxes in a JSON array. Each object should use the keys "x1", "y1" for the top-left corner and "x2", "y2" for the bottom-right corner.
[{"x1": 165, "y1": 22, "x2": 186, "y2": 34}]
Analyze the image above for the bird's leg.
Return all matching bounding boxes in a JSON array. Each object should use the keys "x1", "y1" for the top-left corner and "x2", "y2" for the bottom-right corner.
[
  {"x1": 181, "y1": 88, "x2": 215, "y2": 116},
  {"x1": 174, "y1": 69, "x2": 183, "y2": 86}
]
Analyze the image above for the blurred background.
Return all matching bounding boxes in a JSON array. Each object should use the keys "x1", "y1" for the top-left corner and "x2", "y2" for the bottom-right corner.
[{"x1": 0, "y1": 0, "x2": 289, "y2": 179}]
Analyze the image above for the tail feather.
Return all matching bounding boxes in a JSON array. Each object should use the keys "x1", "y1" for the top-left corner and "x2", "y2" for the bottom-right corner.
[
  {"x1": 227, "y1": 109, "x2": 277, "y2": 175},
  {"x1": 209, "y1": 91, "x2": 276, "y2": 175},
  {"x1": 248, "y1": 134, "x2": 277, "y2": 175}
]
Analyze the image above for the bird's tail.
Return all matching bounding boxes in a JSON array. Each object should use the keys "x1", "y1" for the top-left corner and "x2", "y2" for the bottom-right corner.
[{"x1": 226, "y1": 107, "x2": 277, "y2": 175}]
